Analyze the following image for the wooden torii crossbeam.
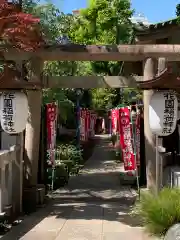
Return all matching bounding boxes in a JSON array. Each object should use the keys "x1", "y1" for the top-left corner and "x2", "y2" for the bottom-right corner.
[
  {"x1": 1, "y1": 44, "x2": 180, "y2": 89},
  {"x1": 3, "y1": 44, "x2": 180, "y2": 61},
  {"x1": 42, "y1": 67, "x2": 179, "y2": 89},
  {"x1": 42, "y1": 75, "x2": 141, "y2": 88}
]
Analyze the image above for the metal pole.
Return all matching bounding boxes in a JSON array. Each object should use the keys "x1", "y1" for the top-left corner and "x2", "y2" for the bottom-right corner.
[
  {"x1": 109, "y1": 115, "x2": 112, "y2": 137},
  {"x1": 51, "y1": 167, "x2": 54, "y2": 191},
  {"x1": 155, "y1": 135, "x2": 159, "y2": 195},
  {"x1": 130, "y1": 108, "x2": 140, "y2": 200},
  {"x1": 76, "y1": 92, "x2": 81, "y2": 150},
  {"x1": 159, "y1": 137, "x2": 163, "y2": 190},
  {"x1": 51, "y1": 101, "x2": 58, "y2": 191},
  {"x1": 160, "y1": 146, "x2": 163, "y2": 189},
  {"x1": 134, "y1": 128, "x2": 140, "y2": 199}
]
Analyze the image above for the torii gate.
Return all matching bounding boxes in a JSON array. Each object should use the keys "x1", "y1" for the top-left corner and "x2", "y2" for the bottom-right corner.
[
  {"x1": 1, "y1": 43, "x2": 180, "y2": 193},
  {"x1": 2, "y1": 44, "x2": 180, "y2": 89}
]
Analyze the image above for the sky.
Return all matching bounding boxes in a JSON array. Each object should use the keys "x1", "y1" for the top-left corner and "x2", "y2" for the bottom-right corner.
[{"x1": 49, "y1": 0, "x2": 180, "y2": 24}]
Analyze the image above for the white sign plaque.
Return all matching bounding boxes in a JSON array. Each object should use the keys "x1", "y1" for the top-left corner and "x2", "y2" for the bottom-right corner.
[
  {"x1": 0, "y1": 91, "x2": 28, "y2": 134},
  {"x1": 149, "y1": 91, "x2": 178, "y2": 136}
]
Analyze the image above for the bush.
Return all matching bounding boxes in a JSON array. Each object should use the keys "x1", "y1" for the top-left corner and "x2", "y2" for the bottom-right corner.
[
  {"x1": 55, "y1": 164, "x2": 69, "y2": 187},
  {"x1": 135, "y1": 188, "x2": 180, "y2": 237},
  {"x1": 55, "y1": 143, "x2": 83, "y2": 175},
  {"x1": 47, "y1": 165, "x2": 69, "y2": 189}
]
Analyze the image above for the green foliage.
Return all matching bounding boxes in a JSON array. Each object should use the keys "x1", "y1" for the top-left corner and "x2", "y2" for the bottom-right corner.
[
  {"x1": 23, "y1": 1, "x2": 87, "y2": 124},
  {"x1": 56, "y1": 143, "x2": 82, "y2": 162},
  {"x1": 123, "y1": 88, "x2": 143, "y2": 104},
  {"x1": 69, "y1": 0, "x2": 134, "y2": 76},
  {"x1": 135, "y1": 188, "x2": 180, "y2": 237},
  {"x1": 55, "y1": 143, "x2": 83, "y2": 175},
  {"x1": 91, "y1": 88, "x2": 117, "y2": 112},
  {"x1": 69, "y1": 0, "x2": 139, "y2": 111},
  {"x1": 176, "y1": 4, "x2": 180, "y2": 17},
  {"x1": 23, "y1": 0, "x2": 39, "y2": 14},
  {"x1": 91, "y1": 87, "x2": 142, "y2": 113},
  {"x1": 24, "y1": 0, "x2": 141, "y2": 118},
  {"x1": 43, "y1": 88, "x2": 75, "y2": 123},
  {"x1": 24, "y1": 1, "x2": 65, "y2": 41},
  {"x1": 47, "y1": 165, "x2": 69, "y2": 188},
  {"x1": 47, "y1": 142, "x2": 84, "y2": 189},
  {"x1": 70, "y1": 0, "x2": 133, "y2": 45}
]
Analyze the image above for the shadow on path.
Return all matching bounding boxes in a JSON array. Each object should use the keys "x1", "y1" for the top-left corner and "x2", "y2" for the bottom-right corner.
[{"x1": 1, "y1": 135, "x2": 146, "y2": 240}]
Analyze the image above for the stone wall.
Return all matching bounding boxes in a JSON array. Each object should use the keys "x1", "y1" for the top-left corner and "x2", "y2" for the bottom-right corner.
[{"x1": 164, "y1": 224, "x2": 180, "y2": 240}]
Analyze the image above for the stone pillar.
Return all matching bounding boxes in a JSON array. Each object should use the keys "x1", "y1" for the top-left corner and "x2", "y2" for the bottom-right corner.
[
  {"x1": 143, "y1": 58, "x2": 156, "y2": 191},
  {"x1": 24, "y1": 58, "x2": 43, "y2": 187},
  {"x1": 158, "y1": 58, "x2": 166, "y2": 74},
  {"x1": 157, "y1": 58, "x2": 166, "y2": 191}
]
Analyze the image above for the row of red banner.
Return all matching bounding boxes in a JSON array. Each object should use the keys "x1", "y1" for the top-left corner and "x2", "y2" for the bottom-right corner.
[
  {"x1": 111, "y1": 107, "x2": 140, "y2": 171},
  {"x1": 45, "y1": 105, "x2": 97, "y2": 166},
  {"x1": 46, "y1": 102, "x2": 58, "y2": 166},
  {"x1": 80, "y1": 109, "x2": 97, "y2": 141}
]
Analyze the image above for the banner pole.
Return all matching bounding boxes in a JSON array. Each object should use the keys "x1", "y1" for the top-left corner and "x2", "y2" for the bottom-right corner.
[
  {"x1": 155, "y1": 134, "x2": 159, "y2": 195},
  {"x1": 51, "y1": 101, "x2": 58, "y2": 191},
  {"x1": 130, "y1": 106, "x2": 140, "y2": 200}
]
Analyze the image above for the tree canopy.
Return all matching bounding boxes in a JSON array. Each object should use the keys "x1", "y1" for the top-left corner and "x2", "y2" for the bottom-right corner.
[
  {"x1": 68, "y1": 0, "x2": 139, "y2": 112},
  {"x1": 176, "y1": 3, "x2": 180, "y2": 17},
  {"x1": 1, "y1": 0, "x2": 141, "y2": 124},
  {"x1": 0, "y1": 0, "x2": 43, "y2": 50}
]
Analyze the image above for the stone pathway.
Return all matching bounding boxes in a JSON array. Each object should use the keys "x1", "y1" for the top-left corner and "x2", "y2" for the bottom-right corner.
[{"x1": 1, "y1": 135, "x2": 157, "y2": 240}]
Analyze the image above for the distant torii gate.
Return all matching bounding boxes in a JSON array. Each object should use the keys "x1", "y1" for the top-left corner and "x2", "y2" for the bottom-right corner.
[{"x1": 1, "y1": 43, "x2": 180, "y2": 196}]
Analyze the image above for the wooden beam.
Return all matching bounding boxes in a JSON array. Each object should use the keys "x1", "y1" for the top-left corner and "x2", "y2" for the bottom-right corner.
[
  {"x1": 42, "y1": 75, "x2": 143, "y2": 88},
  {"x1": 3, "y1": 44, "x2": 180, "y2": 62},
  {"x1": 136, "y1": 26, "x2": 178, "y2": 43}
]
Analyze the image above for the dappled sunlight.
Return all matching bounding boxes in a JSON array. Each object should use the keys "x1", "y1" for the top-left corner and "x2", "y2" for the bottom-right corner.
[
  {"x1": 47, "y1": 201, "x2": 143, "y2": 228},
  {"x1": 1, "y1": 135, "x2": 152, "y2": 240}
]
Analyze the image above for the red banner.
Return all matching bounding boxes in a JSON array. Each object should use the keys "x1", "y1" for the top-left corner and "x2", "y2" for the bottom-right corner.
[
  {"x1": 86, "y1": 109, "x2": 90, "y2": 138},
  {"x1": 91, "y1": 113, "x2": 97, "y2": 137},
  {"x1": 80, "y1": 109, "x2": 88, "y2": 141},
  {"x1": 84, "y1": 109, "x2": 88, "y2": 141},
  {"x1": 135, "y1": 113, "x2": 141, "y2": 167},
  {"x1": 90, "y1": 112, "x2": 97, "y2": 137},
  {"x1": 80, "y1": 109, "x2": 85, "y2": 141},
  {"x1": 119, "y1": 107, "x2": 135, "y2": 171},
  {"x1": 46, "y1": 102, "x2": 57, "y2": 166},
  {"x1": 80, "y1": 109, "x2": 97, "y2": 140},
  {"x1": 111, "y1": 109, "x2": 119, "y2": 134}
]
